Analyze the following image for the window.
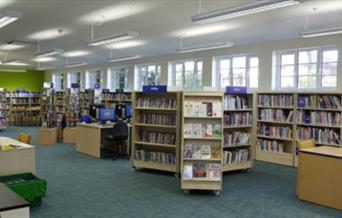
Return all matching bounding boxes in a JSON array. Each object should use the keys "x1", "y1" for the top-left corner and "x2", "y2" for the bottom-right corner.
[
  {"x1": 135, "y1": 63, "x2": 161, "y2": 90},
  {"x1": 67, "y1": 71, "x2": 81, "y2": 88},
  {"x1": 108, "y1": 67, "x2": 128, "y2": 90},
  {"x1": 169, "y1": 59, "x2": 203, "y2": 89},
  {"x1": 275, "y1": 47, "x2": 338, "y2": 89},
  {"x1": 213, "y1": 54, "x2": 259, "y2": 88},
  {"x1": 52, "y1": 72, "x2": 64, "y2": 91},
  {"x1": 85, "y1": 69, "x2": 102, "y2": 89}
]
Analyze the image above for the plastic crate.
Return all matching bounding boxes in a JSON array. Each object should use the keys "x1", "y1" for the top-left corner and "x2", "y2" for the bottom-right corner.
[{"x1": 0, "y1": 173, "x2": 47, "y2": 205}]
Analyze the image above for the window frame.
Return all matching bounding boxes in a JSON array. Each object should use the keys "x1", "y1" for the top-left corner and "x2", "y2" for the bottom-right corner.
[
  {"x1": 67, "y1": 71, "x2": 81, "y2": 89},
  {"x1": 107, "y1": 66, "x2": 128, "y2": 91},
  {"x1": 134, "y1": 63, "x2": 161, "y2": 90},
  {"x1": 85, "y1": 69, "x2": 103, "y2": 89},
  {"x1": 52, "y1": 72, "x2": 64, "y2": 91},
  {"x1": 275, "y1": 46, "x2": 339, "y2": 90}
]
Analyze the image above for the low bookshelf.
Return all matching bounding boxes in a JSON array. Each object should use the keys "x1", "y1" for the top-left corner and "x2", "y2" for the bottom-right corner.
[
  {"x1": 132, "y1": 91, "x2": 181, "y2": 175},
  {"x1": 181, "y1": 91, "x2": 223, "y2": 195},
  {"x1": 222, "y1": 92, "x2": 254, "y2": 172},
  {"x1": 255, "y1": 92, "x2": 295, "y2": 166}
]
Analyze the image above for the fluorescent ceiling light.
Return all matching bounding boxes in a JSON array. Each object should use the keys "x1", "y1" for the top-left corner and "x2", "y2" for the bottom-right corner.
[
  {"x1": 0, "y1": 1, "x2": 13, "y2": 8},
  {"x1": 0, "y1": 44, "x2": 25, "y2": 50},
  {"x1": 65, "y1": 62, "x2": 88, "y2": 68},
  {"x1": 36, "y1": 66, "x2": 54, "y2": 71},
  {"x1": 88, "y1": 32, "x2": 139, "y2": 46},
  {"x1": 106, "y1": 40, "x2": 145, "y2": 49},
  {"x1": 107, "y1": 55, "x2": 142, "y2": 63},
  {"x1": 0, "y1": 69, "x2": 26, "y2": 73},
  {"x1": 300, "y1": 27, "x2": 342, "y2": 38},
  {"x1": 1, "y1": 59, "x2": 29, "y2": 66},
  {"x1": 63, "y1": 50, "x2": 90, "y2": 57},
  {"x1": 0, "y1": 11, "x2": 21, "y2": 28},
  {"x1": 28, "y1": 28, "x2": 70, "y2": 40},
  {"x1": 33, "y1": 57, "x2": 56, "y2": 62},
  {"x1": 192, "y1": 0, "x2": 301, "y2": 24},
  {"x1": 176, "y1": 42, "x2": 234, "y2": 53},
  {"x1": 34, "y1": 48, "x2": 64, "y2": 57},
  {"x1": 175, "y1": 24, "x2": 229, "y2": 37}
]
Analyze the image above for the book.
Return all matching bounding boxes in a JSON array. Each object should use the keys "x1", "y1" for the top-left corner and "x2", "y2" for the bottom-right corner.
[
  {"x1": 184, "y1": 124, "x2": 193, "y2": 138},
  {"x1": 208, "y1": 163, "x2": 221, "y2": 181},
  {"x1": 199, "y1": 103, "x2": 207, "y2": 117},
  {"x1": 193, "y1": 103, "x2": 200, "y2": 116},
  {"x1": 192, "y1": 124, "x2": 202, "y2": 138},
  {"x1": 183, "y1": 144, "x2": 193, "y2": 158},
  {"x1": 203, "y1": 102, "x2": 213, "y2": 116},
  {"x1": 202, "y1": 124, "x2": 213, "y2": 137},
  {"x1": 201, "y1": 144, "x2": 211, "y2": 159},
  {"x1": 193, "y1": 162, "x2": 207, "y2": 178},
  {"x1": 212, "y1": 124, "x2": 222, "y2": 138},
  {"x1": 192, "y1": 144, "x2": 202, "y2": 159},
  {"x1": 183, "y1": 164, "x2": 193, "y2": 180},
  {"x1": 184, "y1": 101, "x2": 193, "y2": 116},
  {"x1": 210, "y1": 145, "x2": 221, "y2": 159},
  {"x1": 212, "y1": 102, "x2": 222, "y2": 117}
]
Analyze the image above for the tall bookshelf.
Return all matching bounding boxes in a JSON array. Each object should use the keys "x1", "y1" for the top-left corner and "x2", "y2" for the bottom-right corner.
[
  {"x1": 41, "y1": 86, "x2": 55, "y2": 128},
  {"x1": 132, "y1": 91, "x2": 181, "y2": 175},
  {"x1": 54, "y1": 91, "x2": 67, "y2": 128},
  {"x1": 102, "y1": 92, "x2": 132, "y2": 108},
  {"x1": 256, "y1": 93, "x2": 295, "y2": 166},
  {"x1": 29, "y1": 91, "x2": 41, "y2": 106},
  {"x1": 65, "y1": 86, "x2": 80, "y2": 127},
  {"x1": 0, "y1": 89, "x2": 7, "y2": 130},
  {"x1": 222, "y1": 93, "x2": 254, "y2": 172},
  {"x1": 181, "y1": 91, "x2": 223, "y2": 195},
  {"x1": 79, "y1": 89, "x2": 94, "y2": 115}
]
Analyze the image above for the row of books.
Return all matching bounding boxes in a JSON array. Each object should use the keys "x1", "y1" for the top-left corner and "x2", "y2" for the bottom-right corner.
[
  {"x1": 296, "y1": 127, "x2": 341, "y2": 145},
  {"x1": 258, "y1": 94, "x2": 293, "y2": 107},
  {"x1": 257, "y1": 125, "x2": 293, "y2": 138},
  {"x1": 138, "y1": 113, "x2": 176, "y2": 126},
  {"x1": 134, "y1": 150, "x2": 176, "y2": 165},
  {"x1": 10, "y1": 99, "x2": 30, "y2": 105},
  {"x1": 183, "y1": 144, "x2": 221, "y2": 159},
  {"x1": 258, "y1": 109, "x2": 293, "y2": 122},
  {"x1": 224, "y1": 112, "x2": 252, "y2": 126},
  {"x1": 223, "y1": 131, "x2": 250, "y2": 147},
  {"x1": 136, "y1": 97, "x2": 177, "y2": 109},
  {"x1": 297, "y1": 95, "x2": 315, "y2": 107},
  {"x1": 223, "y1": 149, "x2": 249, "y2": 165},
  {"x1": 184, "y1": 123, "x2": 221, "y2": 138},
  {"x1": 258, "y1": 139, "x2": 285, "y2": 153},
  {"x1": 6, "y1": 92, "x2": 40, "y2": 98},
  {"x1": 102, "y1": 93, "x2": 132, "y2": 101},
  {"x1": 317, "y1": 95, "x2": 341, "y2": 109},
  {"x1": 297, "y1": 111, "x2": 341, "y2": 126},
  {"x1": 183, "y1": 162, "x2": 220, "y2": 181},
  {"x1": 184, "y1": 101, "x2": 222, "y2": 117},
  {"x1": 224, "y1": 95, "x2": 249, "y2": 110},
  {"x1": 139, "y1": 130, "x2": 176, "y2": 145}
]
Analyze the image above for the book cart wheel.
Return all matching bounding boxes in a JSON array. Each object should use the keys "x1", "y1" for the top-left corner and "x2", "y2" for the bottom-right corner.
[
  {"x1": 183, "y1": 189, "x2": 190, "y2": 194},
  {"x1": 213, "y1": 190, "x2": 220, "y2": 196}
]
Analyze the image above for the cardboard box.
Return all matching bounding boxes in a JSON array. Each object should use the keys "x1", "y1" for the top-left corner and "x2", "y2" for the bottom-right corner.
[
  {"x1": 63, "y1": 127, "x2": 77, "y2": 144},
  {"x1": 39, "y1": 128, "x2": 57, "y2": 145}
]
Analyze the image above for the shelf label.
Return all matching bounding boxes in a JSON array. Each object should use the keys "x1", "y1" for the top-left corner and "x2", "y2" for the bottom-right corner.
[
  {"x1": 102, "y1": 89, "x2": 110, "y2": 93},
  {"x1": 71, "y1": 83, "x2": 79, "y2": 88},
  {"x1": 116, "y1": 88, "x2": 124, "y2": 93},
  {"x1": 225, "y1": 86, "x2": 247, "y2": 94},
  {"x1": 143, "y1": 85, "x2": 167, "y2": 93},
  {"x1": 95, "y1": 83, "x2": 101, "y2": 89}
]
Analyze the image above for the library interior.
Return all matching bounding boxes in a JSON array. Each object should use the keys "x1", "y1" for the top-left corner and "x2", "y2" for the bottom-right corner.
[{"x1": 1, "y1": 0, "x2": 342, "y2": 218}]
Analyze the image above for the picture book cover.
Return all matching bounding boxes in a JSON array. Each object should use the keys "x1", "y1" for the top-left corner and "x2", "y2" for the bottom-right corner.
[
  {"x1": 199, "y1": 103, "x2": 207, "y2": 117},
  {"x1": 208, "y1": 163, "x2": 221, "y2": 181},
  {"x1": 183, "y1": 144, "x2": 193, "y2": 158},
  {"x1": 201, "y1": 144, "x2": 211, "y2": 159},
  {"x1": 212, "y1": 124, "x2": 222, "y2": 138},
  {"x1": 203, "y1": 102, "x2": 213, "y2": 117},
  {"x1": 192, "y1": 123, "x2": 202, "y2": 138},
  {"x1": 211, "y1": 145, "x2": 221, "y2": 159},
  {"x1": 212, "y1": 102, "x2": 222, "y2": 117},
  {"x1": 183, "y1": 164, "x2": 193, "y2": 180},
  {"x1": 192, "y1": 144, "x2": 202, "y2": 159},
  {"x1": 202, "y1": 124, "x2": 213, "y2": 138},
  {"x1": 184, "y1": 101, "x2": 193, "y2": 116},
  {"x1": 184, "y1": 123, "x2": 193, "y2": 138},
  {"x1": 193, "y1": 103, "x2": 200, "y2": 117},
  {"x1": 193, "y1": 162, "x2": 207, "y2": 178}
]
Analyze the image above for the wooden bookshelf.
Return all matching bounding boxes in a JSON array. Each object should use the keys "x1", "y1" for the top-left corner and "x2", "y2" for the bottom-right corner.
[
  {"x1": 222, "y1": 93, "x2": 254, "y2": 172},
  {"x1": 79, "y1": 89, "x2": 94, "y2": 115},
  {"x1": 255, "y1": 92, "x2": 295, "y2": 166},
  {"x1": 181, "y1": 91, "x2": 223, "y2": 195},
  {"x1": 54, "y1": 91, "x2": 66, "y2": 128},
  {"x1": 0, "y1": 89, "x2": 7, "y2": 130},
  {"x1": 41, "y1": 86, "x2": 55, "y2": 128},
  {"x1": 65, "y1": 87, "x2": 80, "y2": 127},
  {"x1": 132, "y1": 91, "x2": 181, "y2": 176}
]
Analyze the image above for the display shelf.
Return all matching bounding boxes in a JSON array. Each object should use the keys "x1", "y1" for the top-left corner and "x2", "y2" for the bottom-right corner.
[
  {"x1": 132, "y1": 91, "x2": 181, "y2": 175},
  {"x1": 41, "y1": 85, "x2": 55, "y2": 128},
  {"x1": 65, "y1": 85, "x2": 80, "y2": 127},
  {"x1": 181, "y1": 91, "x2": 223, "y2": 194}
]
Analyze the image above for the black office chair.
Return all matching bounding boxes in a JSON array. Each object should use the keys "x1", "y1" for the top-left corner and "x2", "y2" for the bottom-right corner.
[{"x1": 104, "y1": 121, "x2": 129, "y2": 161}]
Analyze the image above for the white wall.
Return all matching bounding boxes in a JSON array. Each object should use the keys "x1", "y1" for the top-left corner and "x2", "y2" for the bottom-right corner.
[{"x1": 45, "y1": 34, "x2": 342, "y2": 92}]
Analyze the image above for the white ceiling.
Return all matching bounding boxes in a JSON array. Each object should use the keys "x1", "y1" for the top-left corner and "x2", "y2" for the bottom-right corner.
[{"x1": 1, "y1": 0, "x2": 342, "y2": 69}]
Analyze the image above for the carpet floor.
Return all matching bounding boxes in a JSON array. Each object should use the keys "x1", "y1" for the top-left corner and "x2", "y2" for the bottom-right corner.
[{"x1": 1, "y1": 126, "x2": 341, "y2": 218}]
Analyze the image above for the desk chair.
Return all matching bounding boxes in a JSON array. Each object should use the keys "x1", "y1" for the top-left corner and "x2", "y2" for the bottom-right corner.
[
  {"x1": 104, "y1": 121, "x2": 129, "y2": 161},
  {"x1": 17, "y1": 132, "x2": 32, "y2": 144}
]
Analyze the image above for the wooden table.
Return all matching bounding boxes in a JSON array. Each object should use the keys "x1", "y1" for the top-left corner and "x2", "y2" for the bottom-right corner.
[
  {"x1": 75, "y1": 123, "x2": 131, "y2": 159},
  {"x1": 0, "y1": 137, "x2": 35, "y2": 176},
  {"x1": 0, "y1": 183, "x2": 30, "y2": 218},
  {"x1": 297, "y1": 146, "x2": 342, "y2": 210}
]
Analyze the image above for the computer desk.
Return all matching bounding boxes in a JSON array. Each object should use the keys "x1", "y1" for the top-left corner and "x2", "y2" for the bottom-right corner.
[{"x1": 75, "y1": 122, "x2": 131, "y2": 159}]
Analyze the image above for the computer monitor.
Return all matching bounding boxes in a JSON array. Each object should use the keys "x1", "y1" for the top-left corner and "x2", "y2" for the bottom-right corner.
[
  {"x1": 89, "y1": 104, "x2": 105, "y2": 119},
  {"x1": 125, "y1": 104, "x2": 132, "y2": 118},
  {"x1": 99, "y1": 108, "x2": 116, "y2": 123}
]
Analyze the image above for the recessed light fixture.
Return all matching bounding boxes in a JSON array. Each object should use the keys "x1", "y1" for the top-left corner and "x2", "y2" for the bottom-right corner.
[
  {"x1": 107, "y1": 55, "x2": 142, "y2": 62},
  {"x1": 175, "y1": 24, "x2": 229, "y2": 38},
  {"x1": 33, "y1": 57, "x2": 56, "y2": 62},
  {"x1": 192, "y1": 0, "x2": 301, "y2": 24},
  {"x1": 88, "y1": 32, "x2": 139, "y2": 46},
  {"x1": 1, "y1": 59, "x2": 29, "y2": 66},
  {"x1": 36, "y1": 66, "x2": 54, "y2": 71},
  {"x1": 0, "y1": 44, "x2": 25, "y2": 50},
  {"x1": 176, "y1": 41, "x2": 234, "y2": 53},
  {"x1": 300, "y1": 27, "x2": 342, "y2": 38},
  {"x1": 28, "y1": 28, "x2": 70, "y2": 40},
  {"x1": 62, "y1": 50, "x2": 90, "y2": 57},
  {"x1": 106, "y1": 40, "x2": 145, "y2": 49},
  {"x1": 65, "y1": 62, "x2": 88, "y2": 68},
  {"x1": 34, "y1": 48, "x2": 64, "y2": 58},
  {"x1": 0, "y1": 11, "x2": 22, "y2": 29},
  {"x1": 0, "y1": 69, "x2": 26, "y2": 73}
]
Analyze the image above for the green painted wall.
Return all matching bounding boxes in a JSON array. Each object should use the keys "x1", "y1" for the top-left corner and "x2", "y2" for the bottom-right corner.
[{"x1": 0, "y1": 70, "x2": 45, "y2": 91}]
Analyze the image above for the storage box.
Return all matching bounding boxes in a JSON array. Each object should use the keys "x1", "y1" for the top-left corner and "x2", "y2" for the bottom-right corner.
[
  {"x1": 0, "y1": 173, "x2": 47, "y2": 205},
  {"x1": 39, "y1": 128, "x2": 57, "y2": 145},
  {"x1": 63, "y1": 127, "x2": 77, "y2": 144}
]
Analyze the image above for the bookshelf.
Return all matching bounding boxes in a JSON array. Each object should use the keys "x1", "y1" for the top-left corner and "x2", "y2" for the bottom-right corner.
[
  {"x1": 41, "y1": 86, "x2": 55, "y2": 128},
  {"x1": 79, "y1": 89, "x2": 94, "y2": 115},
  {"x1": 54, "y1": 91, "x2": 67, "y2": 128},
  {"x1": 132, "y1": 91, "x2": 181, "y2": 176},
  {"x1": 102, "y1": 92, "x2": 132, "y2": 108},
  {"x1": 256, "y1": 93, "x2": 295, "y2": 166},
  {"x1": 222, "y1": 93, "x2": 254, "y2": 172},
  {"x1": 65, "y1": 86, "x2": 80, "y2": 127},
  {"x1": 0, "y1": 89, "x2": 7, "y2": 130},
  {"x1": 181, "y1": 91, "x2": 223, "y2": 195}
]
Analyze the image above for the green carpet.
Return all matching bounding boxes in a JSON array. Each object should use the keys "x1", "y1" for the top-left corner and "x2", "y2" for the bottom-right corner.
[{"x1": 0, "y1": 126, "x2": 341, "y2": 218}]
